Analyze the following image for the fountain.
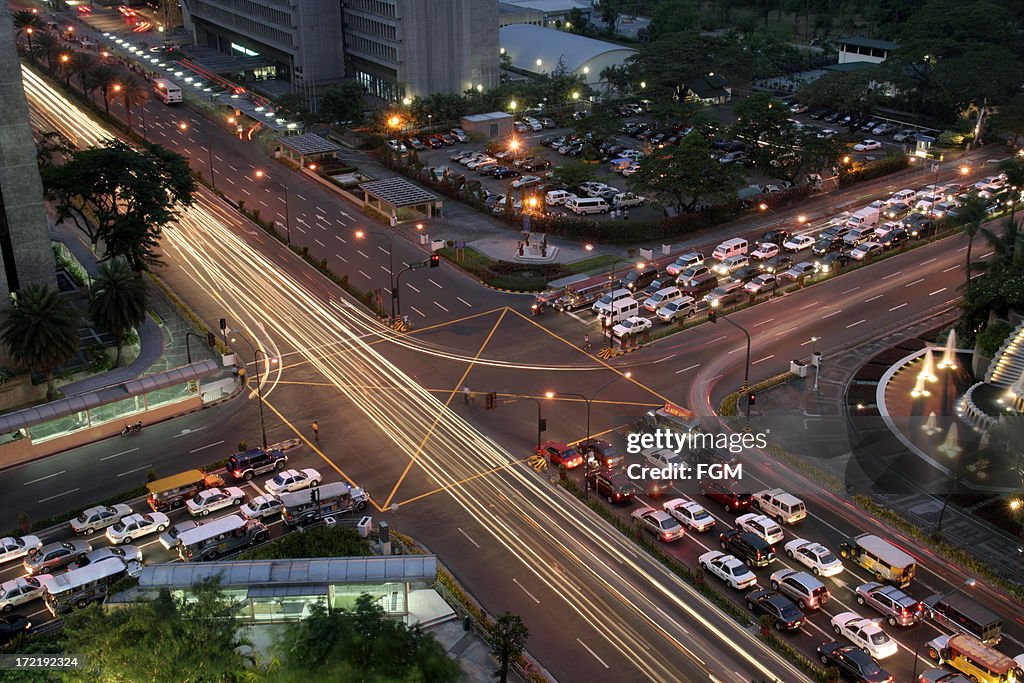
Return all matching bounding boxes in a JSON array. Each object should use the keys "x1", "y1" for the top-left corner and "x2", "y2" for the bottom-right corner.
[
  {"x1": 938, "y1": 330, "x2": 958, "y2": 370},
  {"x1": 922, "y1": 411, "x2": 941, "y2": 436},
  {"x1": 911, "y1": 372, "x2": 931, "y2": 398},
  {"x1": 938, "y1": 423, "x2": 963, "y2": 458},
  {"x1": 919, "y1": 348, "x2": 938, "y2": 383}
]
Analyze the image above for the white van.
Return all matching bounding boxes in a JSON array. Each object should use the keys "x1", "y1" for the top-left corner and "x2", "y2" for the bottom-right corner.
[
  {"x1": 643, "y1": 286, "x2": 682, "y2": 312},
  {"x1": 566, "y1": 197, "x2": 611, "y2": 215},
  {"x1": 889, "y1": 189, "x2": 917, "y2": 205},
  {"x1": 600, "y1": 298, "x2": 640, "y2": 325},
  {"x1": 712, "y1": 238, "x2": 748, "y2": 261},
  {"x1": 592, "y1": 288, "x2": 633, "y2": 316},
  {"x1": 846, "y1": 206, "x2": 880, "y2": 230},
  {"x1": 546, "y1": 190, "x2": 577, "y2": 206}
]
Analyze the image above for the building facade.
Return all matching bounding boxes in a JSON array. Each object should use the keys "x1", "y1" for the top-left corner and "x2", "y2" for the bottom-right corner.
[
  {"x1": 837, "y1": 37, "x2": 899, "y2": 65},
  {"x1": 180, "y1": 0, "x2": 346, "y2": 90},
  {"x1": 0, "y1": 11, "x2": 56, "y2": 307},
  {"x1": 343, "y1": 0, "x2": 500, "y2": 101}
]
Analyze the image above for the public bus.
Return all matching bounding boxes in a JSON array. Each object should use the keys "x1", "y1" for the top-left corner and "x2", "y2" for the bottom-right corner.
[
  {"x1": 278, "y1": 481, "x2": 368, "y2": 529},
  {"x1": 838, "y1": 533, "x2": 916, "y2": 587},
  {"x1": 175, "y1": 514, "x2": 268, "y2": 561},
  {"x1": 929, "y1": 634, "x2": 1022, "y2": 683},
  {"x1": 152, "y1": 78, "x2": 182, "y2": 105},
  {"x1": 38, "y1": 558, "x2": 129, "y2": 616}
]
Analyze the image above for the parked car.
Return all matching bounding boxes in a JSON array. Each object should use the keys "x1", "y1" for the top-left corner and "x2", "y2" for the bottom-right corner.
[
  {"x1": 854, "y1": 139, "x2": 882, "y2": 151},
  {"x1": 780, "y1": 262, "x2": 817, "y2": 281},
  {"x1": 744, "y1": 274, "x2": 776, "y2": 294},
  {"x1": 657, "y1": 297, "x2": 696, "y2": 323},
  {"x1": 699, "y1": 551, "x2": 757, "y2": 590},
  {"x1": 69, "y1": 504, "x2": 133, "y2": 535},
  {"x1": 492, "y1": 167, "x2": 520, "y2": 179},
  {"x1": 511, "y1": 175, "x2": 541, "y2": 189},
  {"x1": 892, "y1": 129, "x2": 916, "y2": 142},
  {"x1": 227, "y1": 447, "x2": 287, "y2": 481},
  {"x1": 744, "y1": 588, "x2": 804, "y2": 631}
]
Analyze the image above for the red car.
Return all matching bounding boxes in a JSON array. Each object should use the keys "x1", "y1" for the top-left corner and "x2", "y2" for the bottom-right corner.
[
  {"x1": 537, "y1": 441, "x2": 583, "y2": 469},
  {"x1": 699, "y1": 479, "x2": 752, "y2": 513}
]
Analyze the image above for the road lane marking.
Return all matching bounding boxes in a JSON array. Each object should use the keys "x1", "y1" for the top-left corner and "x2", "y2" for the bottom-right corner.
[
  {"x1": 929, "y1": 287, "x2": 947, "y2": 296},
  {"x1": 904, "y1": 278, "x2": 925, "y2": 287},
  {"x1": 728, "y1": 347, "x2": 743, "y2": 354},
  {"x1": 377, "y1": 246, "x2": 389, "y2": 255},
  {"x1": 380, "y1": 265, "x2": 391, "y2": 274},
  {"x1": 576, "y1": 639, "x2": 610, "y2": 669},
  {"x1": 864, "y1": 294, "x2": 883, "y2": 302},
  {"x1": 708, "y1": 335, "x2": 727, "y2": 343},
  {"x1": 841, "y1": 286, "x2": 860, "y2": 294},
  {"x1": 434, "y1": 301, "x2": 449, "y2": 312},
  {"x1": 358, "y1": 270, "x2": 371, "y2": 279},
  {"x1": 889, "y1": 303, "x2": 908, "y2": 311},
  {"x1": 846, "y1": 319, "x2": 866, "y2": 328},
  {"x1": 821, "y1": 310, "x2": 842, "y2": 319},
  {"x1": 173, "y1": 427, "x2": 207, "y2": 438},
  {"x1": 224, "y1": 177, "x2": 235, "y2": 185},
  {"x1": 241, "y1": 188, "x2": 251, "y2": 196},
  {"x1": 336, "y1": 255, "x2": 348, "y2": 263},
  {"x1": 920, "y1": 258, "x2": 937, "y2": 266},
  {"x1": 752, "y1": 317, "x2": 775, "y2": 327},
  {"x1": 101, "y1": 448, "x2": 139, "y2": 461},
  {"x1": 23, "y1": 471, "x2": 65, "y2": 485},
  {"x1": 752, "y1": 355, "x2": 775, "y2": 365},
  {"x1": 881, "y1": 271, "x2": 901, "y2": 279},
  {"x1": 799, "y1": 301, "x2": 819, "y2": 310},
  {"x1": 410, "y1": 306, "x2": 426, "y2": 317},
  {"x1": 566, "y1": 311, "x2": 587, "y2": 323},
  {"x1": 942, "y1": 265, "x2": 958, "y2": 273},
  {"x1": 189, "y1": 440, "x2": 225, "y2": 454},
  {"x1": 117, "y1": 463, "x2": 153, "y2": 477},
  {"x1": 335, "y1": 235, "x2": 346, "y2": 243},
  {"x1": 654, "y1": 354, "x2": 676, "y2": 364},
  {"x1": 407, "y1": 283, "x2": 420, "y2": 293},
  {"x1": 513, "y1": 578, "x2": 540, "y2": 604},
  {"x1": 38, "y1": 488, "x2": 79, "y2": 504},
  {"x1": 428, "y1": 278, "x2": 443, "y2": 289},
  {"x1": 316, "y1": 206, "x2": 325, "y2": 213},
  {"x1": 457, "y1": 297, "x2": 472, "y2": 307},
  {"x1": 775, "y1": 326, "x2": 798, "y2": 337},
  {"x1": 457, "y1": 527, "x2": 480, "y2": 548},
  {"x1": 676, "y1": 363, "x2": 700, "y2": 374},
  {"x1": 296, "y1": 194, "x2": 307, "y2": 201},
  {"x1": 314, "y1": 239, "x2": 325, "y2": 247},
  {"x1": 957, "y1": 245, "x2": 968, "y2": 252},
  {"x1": 356, "y1": 249, "x2": 369, "y2": 259}
]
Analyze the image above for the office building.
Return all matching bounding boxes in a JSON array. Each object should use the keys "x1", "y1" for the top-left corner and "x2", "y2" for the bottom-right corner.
[
  {"x1": 343, "y1": 0, "x2": 500, "y2": 101},
  {"x1": 0, "y1": 11, "x2": 56, "y2": 307}
]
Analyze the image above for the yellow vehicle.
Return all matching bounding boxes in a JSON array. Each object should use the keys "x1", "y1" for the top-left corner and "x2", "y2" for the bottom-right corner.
[
  {"x1": 838, "y1": 533, "x2": 916, "y2": 588},
  {"x1": 929, "y1": 633, "x2": 1022, "y2": 683}
]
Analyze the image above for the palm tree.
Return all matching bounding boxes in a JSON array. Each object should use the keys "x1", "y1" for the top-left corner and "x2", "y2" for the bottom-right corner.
[
  {"x1": 11, "y1": 10, "x2": 44, "y2": 56},
  {"x1": 0, "y1": 284, "x2": 81, "y2": 401},
  {"x1": 32, "y1": 31, "x2": 60, "y2": 71},
  {"x1": 91, "y1": 65, "x2": 117, "y2": 116},
  {"x1": 979, "y1": 218, "x2": 1024, "y2": 271},
  {"x1": 118, "y1": 78, "x2": 149, "y2": 132},
  {"x1": 998, "y1": 158, "x2": 1024, "y2": 222},
  {"x1": 88, "y1": 257, "x2": 147, "y2": 367},
  {"x1": 69, "y1": 52, "x2": 97, "y2": 96},
  {"x1": 954, "y1": 193, "x2": 989, "y2": 295}
]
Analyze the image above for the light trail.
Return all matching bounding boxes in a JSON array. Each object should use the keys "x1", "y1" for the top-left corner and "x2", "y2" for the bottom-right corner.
[{"x1": 23, "y1": 66, "x2": 809, "y2": 683}]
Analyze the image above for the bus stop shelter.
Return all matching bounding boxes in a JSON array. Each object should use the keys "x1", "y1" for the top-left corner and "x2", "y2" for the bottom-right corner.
[
  {"x1": 276, "y1": 133, "x2": 342, "y2": 168},
  {"x1": 359, "y1": 178, "x2": 440, "y2": 225}
]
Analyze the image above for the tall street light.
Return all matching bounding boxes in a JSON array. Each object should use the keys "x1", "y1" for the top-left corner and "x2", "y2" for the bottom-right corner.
[
  {"x1": 227, "y1": 329, "x2": 269, "y2": 449},
  {"x1": 810, "y1": 336, "x2": 821, "y2": 391},
  {"x1": 911, "y1": 578, "x2": 976, "y2": 680},
  {"x1": 356, "y1": 230, "x2": 396, "y2": 320},
  {"x1": 179, "y1": 121, "x2": 216, "y2": 191},
  {"x1": 555, "y1": 371, "x2": 632, "y2": 488},
  {"x1": 517, "y1": 392, "x2": 554, "y2": 452},
  {"x1": 710, "y1": 300, "x2": 752, "y2": 416},
  {"x1": 254, "y1": 169, "x2": 290, "y2": 244}
]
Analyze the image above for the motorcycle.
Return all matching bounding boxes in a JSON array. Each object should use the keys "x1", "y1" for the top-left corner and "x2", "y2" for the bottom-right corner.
[{"x1": 120, "y1": 421, "x2": 143, "y2": 436}]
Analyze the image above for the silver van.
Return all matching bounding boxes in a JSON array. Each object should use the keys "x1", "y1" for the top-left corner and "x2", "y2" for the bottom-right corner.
[
  {"x1": 566, "y1": 197, "x2": 611, "y2": 215},
  {"x1": 592, "y1": 288, "x2": 633, "y2": 316}
]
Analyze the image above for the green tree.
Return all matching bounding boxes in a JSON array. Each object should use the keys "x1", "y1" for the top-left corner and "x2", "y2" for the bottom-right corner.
[
  {"x1": 550, "y1": 159, "x2": 597, "y2": 192},
  {"x1": 572, "y1": 107, "x2": 621, "y2": 148},
  {"x1": 647, "y1": 0, "x2": 699, "y2": 39},
  {"x1": 600, "y1": 64, "x2": 637, "y2": 97},
  {"x1": 797, "y1": 69, "x2": 884, "y2": 128},
  {"x1": 32, "y1": 31, "x2": 60, "y2": 71},
  {"x1": 989, "y1": 98, "x2": 1024, "y2": 149},
  {"x1": 35, "y1": 131, "x2": 75, "y2": 170},
  {"x1": 88, "y1": 257, "x2": 147, "y2": 367},
  {"x1": 628, "y1": 133, "x2": 743, "y2": 212},
  {"x1": 998, "y1": 158, "x2": 1024, "y2": 222},
  {"x1": 118, "y1": 78, "x2": 149, "y2": 132},
  {"x1": 63, "y1": 579, "x2": 253, "y2": 682},
  {"x1": 69, "y1": 52, "x2": 97, "y2": 96},
  {"x1": 758, "y1": 131, "x2": 844, "y2": 184},
  {"x1": 978, "y1": 218, "x2": 1024, "y2": 272},
  {"x1": 0, "y1": 284, "x2": 80, "y2": 401},
  {"x1": 731, "y1": 92, "x2": 791, "y2": 145},
  {"x1": 90, "y1": 65, "x2": 118, "y2": 116},
  {"x1": 953, "y1": 193, "x2": 989, "y2": 295},
  {"x1": 42, "y1": 141, "x2": 195, "y2": 267},
  {"x1": 275, "y1": 92, "x2": 315, "y2": 125},
  {"x1": 320, "y1": 81, "x2": 367, "y2": 125},
  {"x1": 490, "y1": 612, "x2": 529, "y2": 683},
  {"x1": 11, "y1": 10, "x2": 44, "y2": 55}
]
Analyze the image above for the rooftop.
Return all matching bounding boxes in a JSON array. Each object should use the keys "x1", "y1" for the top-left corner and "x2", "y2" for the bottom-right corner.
[
  {"x1": 463, "y1": 111, "x2": 514, "y2": 123},
  {"x1": 501, "y1": 0, "x2": 592, "y2": 12},
  {"x1": 276, "y1": 132, "x2": 342, "y2": 156},
  {"x1": 359, "y1": 177, "x2": 438, "y2": 208},
  {"x1": 838, "y1": 36, "x2": 900, "y2": 51},
  {"x1": 499, "y1": 23, "x2": 637, "y2": 74}
]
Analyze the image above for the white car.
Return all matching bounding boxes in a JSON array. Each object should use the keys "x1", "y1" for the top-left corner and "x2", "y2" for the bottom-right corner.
[
  {"x1": 642, "y1": 447, "x2": 685, "y2": 470},
  {"x1": 0, "y1": 536, "x2": 43, "y2": 564},
  {"x1": 74, "y1": 545, "x2": 143, "y2": 570},
  {"x1": 612, "y1": 316, "x2": 652, "y2": 338},
  {"x1": 750, "y1": 243, "x2": 779, "y2": 260},
  {"x1": 587, "y1": 184, "x2": 615, "y2": 198},
  {"x1": 850, "y1": 242, "x2": 883, "y2": 260},
  {"x1": 622, "y1": 163, "x2": 641, "y2": 177},
  {"x1": 831, "y1": 612, "x2": 899, "y2": 659},
  {"x1": 265, "y1": 468, "x2": 321, "y2": 495},
  {"x1": 631, "y1": 506, "x2": 685, "y2": 542},
  {"x1": 664, "y1": 497, "x2": 716, "y2": 532},
  {"x1": 782, "y1": 234, "x2": 815, "y2": 252},
  {"x1": 578, "y1": 181, "x2": 606, "y2": 195},
  {"x1": 816, "y1": 128, "x2": 838, "y2": 138},
  {"x1": 892, "y1": 129, "x2": 916, "y2": 142},
  {"x1": 784, "y1": 539, "x2": 844, "y2": 577},
  {"x1": 105, "y1": 512, "x2": 169, "y2": 545},
  {"x1": 853, "y1": 139, "x2": 882, "y2": 151},
  {"x1": 0, "y1": 576, "x2": 49, "y2": 612},
  {"x1": 466, "y1": 156, "x2": 496, "y2": 170},
  {"x1": 69, "y1": 504, "x2": 133, "y2": 534},
  {"x1": 240, "y1": 495, "x2": 284, "y2": 521},
  {"x1": 545, "y1": 190, "x2": 576, "y2": 206},
  {"x1": 185, "y1": 487, "x2": 247, "y2": 517},
  {"x1": 698, "y1": 551, "x2": 757, "y2": 590},
  {"x1": 510, "y1": 175, "x2": 541, "y2": 189},
  {"x1": 735, "y1": 513, "x2": 784, "y2": 545},
  {"x1": 744, "y1": 274, "x2": 776, "y2": 294}
]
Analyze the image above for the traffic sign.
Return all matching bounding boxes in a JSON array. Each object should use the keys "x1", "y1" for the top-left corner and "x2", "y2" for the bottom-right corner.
[{"x1": 409, "y1": 261, "x2": 427, "y2": 269}]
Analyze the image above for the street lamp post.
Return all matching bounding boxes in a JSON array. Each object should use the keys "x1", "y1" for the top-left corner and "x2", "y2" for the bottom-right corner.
[
  {"x1": 517, "y1": 393, "x2": 554, "y2": 452},
  {"x1": 180, "y1": 121, "x2": 216, "y2": 190},
  {"x1": 356, "y1": 230, "x2": 396, "y2": 320},
  {"x1": 557, "y1": 372, "x2": 631, "y2": 489},
  {"x1": 810, "y1": 336, "x2": 821, "y2": 391},
  {"x1": 255, "y1": 170, "x2": 291, "y2": 244},
  {"x1": 711, "y1": 300, "x2": 752, "y2": 416},
  {"x1": 911, "y1": 578, "x2": 976, "y2": 680},
  {"x1": 227, "y1": 330, "x2": 269, "y2": 449}
]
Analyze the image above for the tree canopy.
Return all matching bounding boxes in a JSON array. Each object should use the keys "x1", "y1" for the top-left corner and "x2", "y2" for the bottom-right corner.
[
  {"x1": 0, "y1": 284, "x2": 80, "y2": 401},
  {"x1": 88, "y1": 257, "x2": 147, "y2": 367},
  {"x1": 628, "y1": 133, "x2": 743, "y2": 212}
]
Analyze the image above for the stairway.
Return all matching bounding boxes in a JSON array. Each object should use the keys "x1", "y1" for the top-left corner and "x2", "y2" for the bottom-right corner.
[{"x1": 984, "y1": 320, "x2": 1024, "y2": 387}]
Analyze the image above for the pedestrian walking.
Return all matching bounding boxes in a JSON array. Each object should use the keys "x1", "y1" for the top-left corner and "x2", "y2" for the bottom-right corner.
[
  {"x1": 584, "y1": 333, "x2": 591, "y2": 352},
  {"x1": 462, "y1": 386, "x2": 471, "y2": 405},
  {"x1": 311, "y1": 420, "x2": 319, "y2": 442}
]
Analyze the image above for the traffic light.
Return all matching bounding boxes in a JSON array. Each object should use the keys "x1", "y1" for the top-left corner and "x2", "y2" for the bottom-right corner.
[
  {"x1": 206, "y1": 331, "x2": 216, "y2": 347},
  {"x1": 485, "y1": 392, "x2": 497, "y2": 410},
  {"x1": 430, "y1": 254, "x2": 440, "y2": 268},
  {"x1": 539, "y1": 418, "x2": 547, "y2": 433},
  {"x1": 708, "y1": 308, "x2": 717, "y2": 323},
  {"x1": 748, "y1": 392, "x2": 756, "y2": 406}
]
